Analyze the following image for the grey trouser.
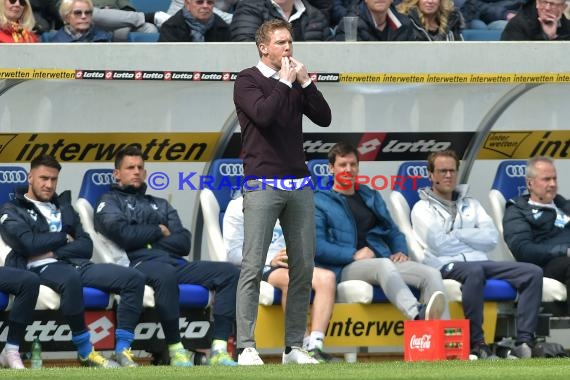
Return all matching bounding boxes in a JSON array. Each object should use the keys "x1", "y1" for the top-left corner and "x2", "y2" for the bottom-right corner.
[
  {"x1": 237, "y1": 183, "x2": 315, "y2": 349},
  {"x1": 92, "y1": 8, "x2": 158, "y2": 41},
  {"x1": 341, "y1": 258, "x2": 449, "y2": 320}
]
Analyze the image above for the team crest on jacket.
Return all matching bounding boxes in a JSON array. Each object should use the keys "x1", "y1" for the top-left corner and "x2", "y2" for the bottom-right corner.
[{"x1": 27, "y1": 209, "x2": 37, "y2": 221}]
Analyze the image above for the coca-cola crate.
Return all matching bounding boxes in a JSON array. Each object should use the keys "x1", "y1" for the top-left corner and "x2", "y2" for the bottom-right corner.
[{"x1": 404, "y1": 319, "x2": 469, "y2": 362}]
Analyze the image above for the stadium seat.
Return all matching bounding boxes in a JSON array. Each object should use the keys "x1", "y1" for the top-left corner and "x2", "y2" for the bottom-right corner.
[
  {"x1": 75, "y1": 168, "x2": 212, "y2": 309},
  {"x1": 199, "y1": 158, "x2": 244, "y2": 262},
  {"x1": 127, "y1": 32, "x2": 160, "y2": 42},
  {"x1": 41, "y1": 30, "x2": 57, "y2": 43},
  {"x1": 489, "y1": 160, "x2": 566, "y2": 303},
  {"x1": 387, "y1": 161, "x2": 517, "y2": 303},
  {"x1": 462, "y1": 29, "x2": 502, "y2": 41},
  {"x1": 306, "y1": 159, "x2": 332, "y2": 189},
  {"x1": 131, "y1": 0, "x2": 170, "y2": 13}
]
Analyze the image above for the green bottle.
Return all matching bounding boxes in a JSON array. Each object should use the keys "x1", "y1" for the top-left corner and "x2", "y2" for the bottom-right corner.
[{"x1": 30, "y1": 338, "x2": 42, "y2": 369}]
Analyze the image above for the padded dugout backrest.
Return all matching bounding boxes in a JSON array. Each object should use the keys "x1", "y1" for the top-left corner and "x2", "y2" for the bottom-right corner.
[
  {"x1": 0, "y1": 166, "x2": 28, "y2": 266},
  {"x1": 388, "y1": 161, "x2": 430, "y2": 262},
  {"x1": 199, "y1": 159, "x2": 243, "y2": 261}
]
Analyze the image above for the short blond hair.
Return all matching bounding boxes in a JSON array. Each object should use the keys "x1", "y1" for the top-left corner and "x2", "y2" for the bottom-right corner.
[{"x1": 59, "y1": 0, "x2": 94, "y2": 22}]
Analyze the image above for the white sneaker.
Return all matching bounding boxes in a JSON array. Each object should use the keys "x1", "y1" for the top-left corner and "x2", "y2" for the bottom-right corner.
[
  {"x1": 0, "y1": 349, "x2": 25, "y2": 369},
  {"x1": 282, "y1": 347, "x2": 319, "y2": 364},
  {"x1": 238, "y1": 347, "x2": 264, "y2": 365},
  {"x1": 425, "y1": 290, "x2": 446, "y2": 320},
  {"x1": 154, "y1": 11, "x2": 170, "y2": 28}
]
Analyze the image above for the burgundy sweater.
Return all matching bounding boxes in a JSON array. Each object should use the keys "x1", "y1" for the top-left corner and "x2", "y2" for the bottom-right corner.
[{"x1": 233, "y1": 67, "x2": 331, "y2": 179}]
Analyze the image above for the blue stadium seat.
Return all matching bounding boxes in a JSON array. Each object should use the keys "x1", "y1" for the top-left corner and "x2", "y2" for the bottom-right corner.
[
  {"x1": 199, "y1": 159, "x2": 243, "y2": 262},
  {"x1": 75, "y1": 168, "x2": 212, "y2": 309},
  {"x1": 306, "y1": 159, "x2": 331, "y2": 189},
  {"x1": 127, "y1": 32, "x2": 160, "y2": 43},
  {"x1": 390, "y1": 161, "x2": 431, "y2": 211},
  {"x1": 131, "y1": 0, "x2": 170, "y2": 13},
  {"x1": 83, "y1": 287, "x2": 111, "y2": 309},
  {"x1": 0, "y1": 166, "x2": 28, "y2": 307},
  {"x1": 488, "y1": 160, "x2": 527, "y2": 257},
  {"x1": 41, "y1": 30, "x2": 58, "y2": 43},
  {"x1": 462, "y1": 29, "x2": 502, "y2": 41},
  {"x1": 490, "y1": 160, "x2": 528, "y2": 203},
  {"x1": 0, "y1": 292, "x2": 8, "y2": 311},
  {"x1": 78, "y1": 169, "x2": 115, "y2": 209},
  {"x1": 0, "y1": 166, "x2": 28, "y2": 204}
]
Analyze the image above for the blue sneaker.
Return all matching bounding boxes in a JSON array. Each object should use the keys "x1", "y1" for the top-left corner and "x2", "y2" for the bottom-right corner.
[
  {"x1": 170, "y1": 348, "x2": 194, "y2": 367},
  {"x1": 209, "y1": 350, "x2": 237, "y2": 366}
]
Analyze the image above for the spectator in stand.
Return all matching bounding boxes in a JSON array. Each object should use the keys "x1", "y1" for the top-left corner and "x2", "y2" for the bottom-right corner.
[
  {"x1": 334, "y1": 0, "x2": 415, "y2": 41},
  {"x1": 0, "y1": 0, "x2": 38, "y2": 43},
  {"x1": 412, "y1": 150, "x2": 542, "y2": 359},
  {"x1": 223, "y1": 194, "x2": 340, "y2": 363},
  {"x1": 501, "y1": 0, "x2": 570, "y2": 39},
  {"x1": 308, "y1": 0, "x2": 333, "y2": 25},
  {"x1": 314, "y1": 142, "x2": 448, "y2": 326},
  {"x1": 0, "y1": 268, "x2": 40, "y2": 369},
  {"x1": 167, "y1": 0, "x2": 235, "y2": 24},
  {"x1": 90, "y1": 0, "x2": 168, "y2": 41},
  {"x1": 51, "y1": 0, "x2": 112, "y2": 42},
  {"x1": 331, "y1": 0, "x2": 358, "y2": 28},
  {"x1": 0, "y1": 154, "x2": 148, "y2": 367},
  {"x1": 230, "y1": 0, "x2": 331, "y2": 41},
  {"x1": 504, "y1": 157, "x2": 570, "y2": 314},
  {"x1": 159, "y1": 0, "x2": 230, "y2": 42},
  {"x1": 459, "y1": 0, "x2": 522, "y2": 30},
  {"x1": 30, "y1": 0, "x2": 62, "y2": 34},
  {"x1": 397, "y1": 0, "x2": 464, "y2": 40}
]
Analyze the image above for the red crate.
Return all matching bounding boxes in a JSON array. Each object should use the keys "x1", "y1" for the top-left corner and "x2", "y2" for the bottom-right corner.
[{"x1": 404, "y1": 319, "x2": 470, "y2": 361}]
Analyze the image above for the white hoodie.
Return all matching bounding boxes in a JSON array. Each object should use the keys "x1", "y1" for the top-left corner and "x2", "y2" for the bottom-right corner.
[
  {"x1": 411, "y1": 184, "x2": 498, "y2": 270},
  {"x1": 223, "y1": 196, "x2": 285, "y2": 266}
]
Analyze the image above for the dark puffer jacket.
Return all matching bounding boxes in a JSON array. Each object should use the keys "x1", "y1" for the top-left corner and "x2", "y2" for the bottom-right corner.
[
  {"x1": 230, "y1": 0, "x2": 331, "y2": 41},
  {"x1": 501, "y1": 0, "x2": 570, "y2": 40},
  {"x1": 94, "y1": 183, "x2": 191, "y2": 265},
  {"x1": 503, "y1": 194, "x2": 570, "y2": 266},
  {"x1": 0, "y1": 189, "x2": 93, "y2": 269},
  {"x1": 159, "y1": 9, "x2": 230, "y2": 42}
]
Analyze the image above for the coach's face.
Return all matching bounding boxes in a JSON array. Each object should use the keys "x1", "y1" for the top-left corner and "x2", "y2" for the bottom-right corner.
[
  {"x1": 259, "y1": 28, "x2": 293, "y2": 71},
  {"x1": 114, "y1": 155, "x2": 146, "y2": 189}
]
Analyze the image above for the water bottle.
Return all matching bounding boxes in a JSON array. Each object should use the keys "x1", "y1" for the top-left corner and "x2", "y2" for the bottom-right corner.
[{"x1": 30, "y1": 338, "x2": 42, "y2": 369}]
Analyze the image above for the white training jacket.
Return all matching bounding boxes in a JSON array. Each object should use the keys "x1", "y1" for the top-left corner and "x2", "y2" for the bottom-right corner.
[
  {"x1": 411, "y1": 184, "x2": 499, "y2": 270},
  {"x1": 223, "y1": 196, "x2": 285, "y2": 267}
]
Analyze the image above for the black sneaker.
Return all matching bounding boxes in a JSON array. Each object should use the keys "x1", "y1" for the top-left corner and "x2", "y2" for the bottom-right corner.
[
  {"x1": 470, "y1": 343, "x2": 499, "y2": 360},
  {"x1": 511, "y1": 342, "x2": 532, "y2": 359},
  {"x1": 308, "y1": 348, "x2": 342, "y2": 363}
]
